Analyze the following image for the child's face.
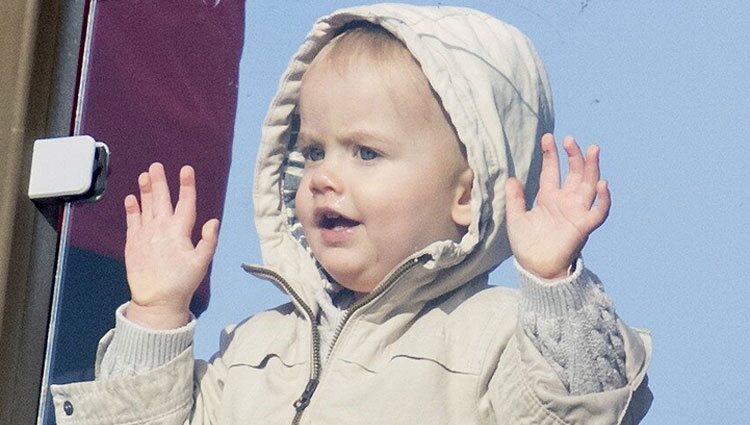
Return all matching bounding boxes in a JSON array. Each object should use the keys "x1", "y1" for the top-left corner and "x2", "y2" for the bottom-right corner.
[{"x1": 295, "y1": 52, "x2": 472, "y2": 295}]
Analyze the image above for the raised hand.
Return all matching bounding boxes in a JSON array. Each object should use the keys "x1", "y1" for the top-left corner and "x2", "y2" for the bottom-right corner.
[
  {"x1": 123, "y1": 163, "x2": 219, "y2": 329},
  {"x1": 505, "y1": 134, "x2": 611, "y2": 280}
]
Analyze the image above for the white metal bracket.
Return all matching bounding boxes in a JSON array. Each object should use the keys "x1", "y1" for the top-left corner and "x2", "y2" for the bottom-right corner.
[{"x1": 28, "y1": 135, "x2": 110, "y2": 202}]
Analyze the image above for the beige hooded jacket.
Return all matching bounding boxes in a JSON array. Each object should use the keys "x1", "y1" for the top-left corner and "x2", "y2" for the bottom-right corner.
[{"x1": 51, "y1": 4, "x2": 652, "y2": 424}]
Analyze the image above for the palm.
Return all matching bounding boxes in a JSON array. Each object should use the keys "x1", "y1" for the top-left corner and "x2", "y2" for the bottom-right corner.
[
  {"x1": 505, "y1": 134, "x2": 610, "y2": 279},
  {"x1": 125, "y1": 218, "x2": 204, "y2": 308},
  {"x1": 123, "y1": 163, "x2": 219, "y2": 321}
]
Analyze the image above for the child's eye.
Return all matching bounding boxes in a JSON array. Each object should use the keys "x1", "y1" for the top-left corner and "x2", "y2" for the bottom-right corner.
[
  {"x1": 302, "y1": 146, "x2": 325, "y2": 161},
  {"x1": 356, "y1": 146, "x2": 379, "y2": 161}
]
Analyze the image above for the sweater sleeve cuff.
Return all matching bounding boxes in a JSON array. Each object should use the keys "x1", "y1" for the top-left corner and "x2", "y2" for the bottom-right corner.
[
  {"x1": 98, "y1": 303, "x2": 196, "y2": 377},
  {"x1": 515, "y1": 257, "x2": 602, "y2": 318}
]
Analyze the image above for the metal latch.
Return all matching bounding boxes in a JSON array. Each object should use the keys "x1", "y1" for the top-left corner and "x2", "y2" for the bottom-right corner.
[{"x1": 28, "y1": 135, "x2": 110, "y2": 202}]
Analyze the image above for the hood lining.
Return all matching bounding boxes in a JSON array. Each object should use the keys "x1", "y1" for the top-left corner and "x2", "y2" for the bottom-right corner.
[{"x1": 281, "y1": 111, "x2": 343, "y2": 295}]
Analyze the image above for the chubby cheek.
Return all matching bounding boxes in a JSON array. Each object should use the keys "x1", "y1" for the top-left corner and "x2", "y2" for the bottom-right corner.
[
  {"x1": 367, "y1": 194, "x2": 438, "y2": 255},
  {"x1": 294, "y1": 180, "x2": 314, "y2": 228},
  {"x1": 378, "y1": 184, "x2": 457, "y2": 249}
]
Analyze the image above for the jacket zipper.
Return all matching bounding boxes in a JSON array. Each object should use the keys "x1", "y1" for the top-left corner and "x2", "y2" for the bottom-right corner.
[
  {"x1": 324, "y1": 255, "x2": 429, "y2": 363},
  {"x1": 246, "y1": 254, "x2": 428, "y2": 425},
  {"x1": 243, "y1": 266, "x2": 321, "y2": 425}
]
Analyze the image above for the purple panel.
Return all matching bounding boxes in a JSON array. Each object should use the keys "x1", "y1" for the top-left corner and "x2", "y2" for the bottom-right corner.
[{"x1": 68, "y1": 0, "x2": 245, "y2": 315}]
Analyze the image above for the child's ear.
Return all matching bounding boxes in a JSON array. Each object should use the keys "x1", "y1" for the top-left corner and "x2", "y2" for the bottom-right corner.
[{"x1": 451, "y1": 167, "x2": 473, "y2": 227}]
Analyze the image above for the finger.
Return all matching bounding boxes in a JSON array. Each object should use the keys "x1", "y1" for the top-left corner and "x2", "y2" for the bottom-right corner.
[
  {"x1": 504, "y1": 177, "x2": 528, "y2": 222},
  {"x1": 195, "y1": 219, "x2": 220, "y2": 263},
  {"x1": 138, "y1": 171, "x2": 153, "y2": 221},
  {"x1": 149, "y1": 162, "x2": 173, "y2": 217},
  {"x1": 575, "y1": 145, "x2": 602, "y2": 209},
  {"x1": 538, "y1": 133, "x2": 560, "y2": 196},
  {"x1": 589, "y1": 180, "x2": 611, "y2": 229},
  {"x1": 124, "y1": 194, "x2": 142, "y2": 232},
  {"x1": 583, "y1": 144, "x2": 601, "y2": 187},
  {"x1": 175, "y1": 165, "x2": 197, "y2": 233},
  {"x1": 562, "y1": 136, "x2": 585, "y2": 188}
]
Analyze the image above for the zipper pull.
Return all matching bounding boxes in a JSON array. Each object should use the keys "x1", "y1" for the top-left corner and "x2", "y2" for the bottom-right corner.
[{"x1": 293, "y1": 378, "x2": 319, "y2": 412}]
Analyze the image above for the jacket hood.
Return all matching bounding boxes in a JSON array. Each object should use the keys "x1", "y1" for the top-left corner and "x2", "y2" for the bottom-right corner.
[{"x1": 249, "y1": 3, "x2": 553, "y2": 317}]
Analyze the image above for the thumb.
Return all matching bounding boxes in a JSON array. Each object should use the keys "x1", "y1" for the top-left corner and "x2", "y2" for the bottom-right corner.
[
  {"x1": 195, "y1": 219, "x2": 220, "y2": 263},
  {"x1": 504, "y1": 177, "x2": 527, "y2": 223}
]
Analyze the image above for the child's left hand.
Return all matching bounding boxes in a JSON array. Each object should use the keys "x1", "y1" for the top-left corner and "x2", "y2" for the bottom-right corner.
[{"x1": 505, "y1": 134, "x2": 611, "y2": 280}]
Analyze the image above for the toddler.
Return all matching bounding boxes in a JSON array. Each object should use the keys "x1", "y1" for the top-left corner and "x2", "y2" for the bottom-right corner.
[{"x1": 52, "y1": 4, "x2": 651, "y2": 424}]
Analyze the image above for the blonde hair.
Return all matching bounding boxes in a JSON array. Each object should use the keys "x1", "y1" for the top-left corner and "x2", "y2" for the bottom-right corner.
[
  {"x1": 307, "y1": 22, "x2": 436, "y2": 107},
  {"x1": 306, "y1": 22, "x2": 464, "y2": 155}
]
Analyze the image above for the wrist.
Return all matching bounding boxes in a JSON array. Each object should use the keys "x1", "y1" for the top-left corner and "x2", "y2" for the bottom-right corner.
[
  {"x1": 537, "y1": 260, "x2": 577, "y2": 282},
  {"x1": 516, "y1": 257, "x2": 593, "y2": 317},
  {"x1": 125, "y1": 301, "x2": 190, "y2": 330},
  {"x1": 517, "y1": 259, "x2": 576, "y2": 281}
]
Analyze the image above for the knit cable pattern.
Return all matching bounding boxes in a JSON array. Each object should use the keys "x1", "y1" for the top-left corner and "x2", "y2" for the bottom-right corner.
[{"x1": 517, "y1": 258, "x2": 627, "y2": 395}]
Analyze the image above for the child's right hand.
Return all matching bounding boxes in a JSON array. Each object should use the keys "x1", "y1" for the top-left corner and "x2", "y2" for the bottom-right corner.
[{"x1": 123, "y1": 163, "x2": 219, "y2": 329}]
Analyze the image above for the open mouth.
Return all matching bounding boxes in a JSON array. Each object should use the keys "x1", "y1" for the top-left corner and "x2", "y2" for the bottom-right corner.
[{"x1": 318, "y1": 213, "x2": 360, "y2": 230}]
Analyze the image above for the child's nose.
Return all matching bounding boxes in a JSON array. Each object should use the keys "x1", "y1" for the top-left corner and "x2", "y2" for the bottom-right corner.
[{"x1": 308, "y1": 161, "x2": 343, "y2": 195}]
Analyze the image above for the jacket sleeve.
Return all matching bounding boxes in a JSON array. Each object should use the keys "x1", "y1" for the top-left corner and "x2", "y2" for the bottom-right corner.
[
  {"x1": 486, "y1": 261, "x2": 653, "y2": 424},
  {"x1": 516, "y1": 258, "x2": 627, "y2": 395},
  {"x1": 97, "y1": 303, "x2": 196, "y2": 378},
  {"x1": 49, "y1": 314, "x2": 234, "y2": 424}
]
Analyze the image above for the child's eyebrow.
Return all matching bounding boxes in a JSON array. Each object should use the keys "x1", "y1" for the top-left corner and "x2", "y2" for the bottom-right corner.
[
  {"x1": 342, "y1": 130, "x2": 394, "y2": 146},
  {"x1": 297, "y1": 129, "x2": 398, "y2": 148},
  {"x1": 296, "y1": 131, "x2": 316, "y2": 147}
]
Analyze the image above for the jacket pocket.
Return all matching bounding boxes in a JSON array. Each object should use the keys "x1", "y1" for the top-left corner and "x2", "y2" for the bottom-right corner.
[
  {"x1": 338, "y1": 329, "x2": 482, "y2": 375},
  {"x1": 230, "y1": 337, "x2": 306, "y2": 369},
  {"x1": 220, "y1": 309, "x2": 308, "y2": 370}
]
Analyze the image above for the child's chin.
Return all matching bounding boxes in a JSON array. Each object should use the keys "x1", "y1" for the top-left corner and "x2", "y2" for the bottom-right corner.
[{"x1": 328, "y1": 273, "x2": 378, "y2": 296}]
